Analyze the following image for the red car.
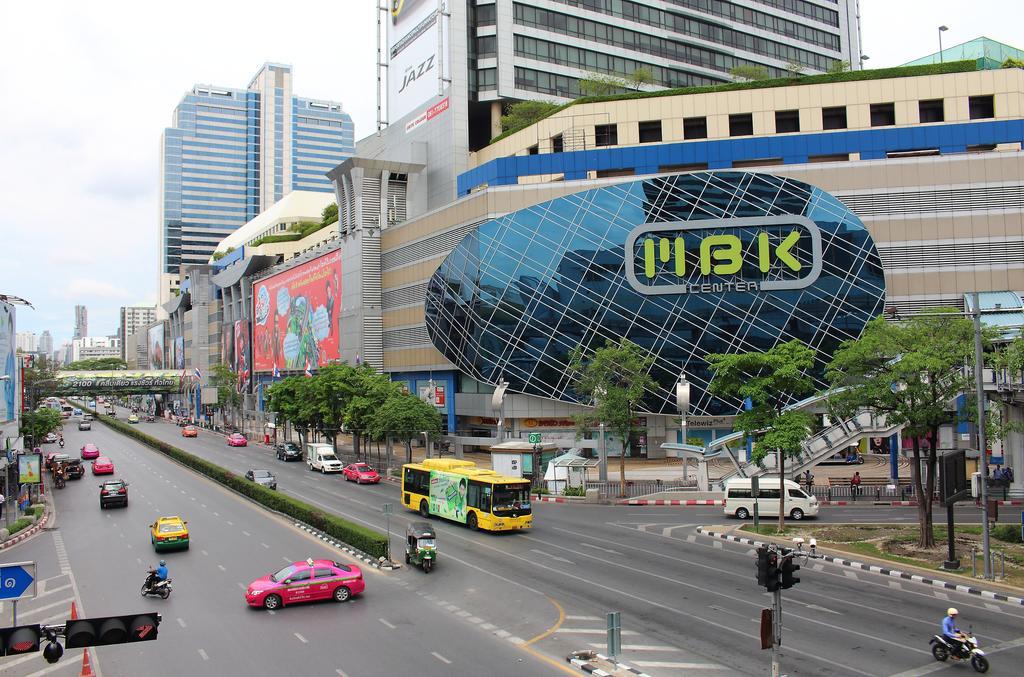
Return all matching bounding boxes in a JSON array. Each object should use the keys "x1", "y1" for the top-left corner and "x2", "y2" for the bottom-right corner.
[
  {"x1": 81, "y1": 443, "x2": 100, "y2": 460},
  {"x1": 182, "y1": 426, "x2": 198, "y2": 438},
  {"x1": 245, "y1": 558, "x2": 364, "y2": 610},
  {"x1": 91, "y1": 457, "x2": 114, "y2": 475},
  {"x1": 342, "y1": 463, "x2": 381, "y2": 484},
  {"x1": 227, "y1": 433, "x2": 248, "y2": 447}
]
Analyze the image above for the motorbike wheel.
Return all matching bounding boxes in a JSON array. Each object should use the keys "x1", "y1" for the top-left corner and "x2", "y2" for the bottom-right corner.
[
  {"x1": 160, "y1": 587, "x2": 170, "y2": 599},
  {"x1": 140, "y1": 583, "x2": 150, "y2": 597},
  {"x1": 970, "y1": 655, "x2": 989, "y2": 673},
  {"x1": 932, "y1": 643, "x2": 949, "y2": 662},
  {"x1": 423, "y1": 559, "x2": 432, "y2": 573}
]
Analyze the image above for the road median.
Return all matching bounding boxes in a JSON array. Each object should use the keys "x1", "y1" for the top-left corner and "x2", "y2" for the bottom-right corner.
[{"x1": 92, "y1": 410, "x2": 389, "y2": 560}]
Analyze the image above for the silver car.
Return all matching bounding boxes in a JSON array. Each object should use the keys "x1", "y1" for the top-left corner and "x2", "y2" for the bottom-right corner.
[{"x1": 245, "y1": 469, "x2": 277, "y2": 490}]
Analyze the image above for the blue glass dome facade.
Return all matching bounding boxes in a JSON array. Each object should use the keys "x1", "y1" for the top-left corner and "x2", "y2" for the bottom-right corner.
[{"x1": 424, "y1": 172, "x2": 886, "y2": 416}]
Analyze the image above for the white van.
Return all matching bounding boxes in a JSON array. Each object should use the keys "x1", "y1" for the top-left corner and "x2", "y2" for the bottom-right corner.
[
  {"x1": 723, "y1": 477, "x2": 819, "y2": 520},
  {"x1": 306, "y1": 443, "x2": 343, "y2": 473}
]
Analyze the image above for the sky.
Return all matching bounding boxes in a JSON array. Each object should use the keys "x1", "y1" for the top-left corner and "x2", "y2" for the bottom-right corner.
[{"x1": 0, "y1": 0, "x2": 1020, "y2": 348}]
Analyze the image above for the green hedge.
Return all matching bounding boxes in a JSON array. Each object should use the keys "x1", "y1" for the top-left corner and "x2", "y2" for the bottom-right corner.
[
  {"x1": 991, "y1": 524, "x2": 1023, "y2": 544},
  {"x1": 8, "y1": 517, "x2": 34, "y2": 536},
  {"x1": 490, "y1": 60, "x2": 978, "y2": 144},
  {"x1": 97, "y1": 415, "x2": 389, "y2": 559}
]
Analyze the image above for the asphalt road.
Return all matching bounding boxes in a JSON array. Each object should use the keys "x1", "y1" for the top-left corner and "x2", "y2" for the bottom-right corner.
[
  {"x1": 0, "y1": 417, "x2": 563, "y2": 677},
  {"x1": 109, "y1": 410, "x2": 1024, "y2": 675}
]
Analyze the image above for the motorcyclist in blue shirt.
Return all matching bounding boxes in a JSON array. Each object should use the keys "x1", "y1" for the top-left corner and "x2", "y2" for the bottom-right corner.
[
  {"x1": 942, "y1": 608, "x2": 965, "y2": 653},
  {"x1": 156, "y1": 560, "x2": 168, "y2": 581}
]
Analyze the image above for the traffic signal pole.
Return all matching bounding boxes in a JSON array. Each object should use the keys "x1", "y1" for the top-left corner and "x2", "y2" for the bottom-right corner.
[{"x1": 772, "y1": 587, "x2": 782, "y2": 677}]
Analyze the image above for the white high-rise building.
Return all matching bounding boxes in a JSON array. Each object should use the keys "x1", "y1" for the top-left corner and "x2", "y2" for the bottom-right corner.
[
  {"x1": 16, "y1": 330, "x2": 37, "y2": 353},
  {"x1": 38, "y1": 330, "x2": 53, "y2": 356},
  {"x1": 71, "y1": 336, "x2": 120, "y2": 363},
  {"x1": 120, "y1": 306, "x2": 157, "y2": 360},
  {"x1": 74, "y1": 305, "x2": 88, "y2": 339}
]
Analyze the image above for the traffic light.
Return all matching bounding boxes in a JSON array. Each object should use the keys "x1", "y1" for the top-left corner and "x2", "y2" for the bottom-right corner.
[
  {"x1": 64, "y1": 613, "x2": 160, "y2": 648},
  {"x1": 0, "y1": 624, "x2": 42, "y2": 656},
  {"x1": 781, "y1": 554, "x2": 800, "y2": 589},
  {"x1": 756, "y1": 546, "x2": 769, "y2": 587},
  {"x1": 765, "y1": 551, "x2": 781, "y2": 592}
]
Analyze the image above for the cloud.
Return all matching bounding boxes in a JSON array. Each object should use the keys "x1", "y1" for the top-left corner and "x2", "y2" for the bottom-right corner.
[{"x1": 61, "y1": 279, "x2": 134, "y2": 300}]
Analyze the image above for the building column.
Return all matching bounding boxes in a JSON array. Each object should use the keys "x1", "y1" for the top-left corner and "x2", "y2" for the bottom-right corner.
[{"x1": 491, "y1": 101, "x2": 503, "y2": 139}]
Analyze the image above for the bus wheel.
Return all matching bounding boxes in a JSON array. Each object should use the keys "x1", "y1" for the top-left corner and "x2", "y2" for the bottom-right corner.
[
  {"x1": 467, "y1": 512, "x2": 478, "y2": 531},
  {"x1": 419, "y1": 500, "x2": 429, "y2": 517}
]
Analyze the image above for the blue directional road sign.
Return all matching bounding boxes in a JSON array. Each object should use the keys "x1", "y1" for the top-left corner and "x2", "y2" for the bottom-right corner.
[{"x1": 0, "y1": 561, "x2": 37, "y2": 601}]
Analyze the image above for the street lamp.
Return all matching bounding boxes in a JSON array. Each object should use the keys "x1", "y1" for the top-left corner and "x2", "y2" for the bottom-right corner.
[
  {"x1": 938, "y1": 26, "x2": 948, "y2": 63},
  {"x1": 676, "y1": 373, "x2": 691, "y2": 479},
  {"x1": 421, "y1": 430, "x2": 430, "y2": 459},
  {"x1": 593, "y1": 386, "x2": 608, "y2": 482},
  {"x1": 859, "y1": 54, "x2": 869, "y2": 70}
]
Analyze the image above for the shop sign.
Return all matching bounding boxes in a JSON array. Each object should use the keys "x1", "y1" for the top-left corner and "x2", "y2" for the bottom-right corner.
[
  {"x1": 625, "y1": 216, "x2": 822, "y2": 296},
  {"x1": 686, "y1": 416, "x2": 736, "y2": 429}
]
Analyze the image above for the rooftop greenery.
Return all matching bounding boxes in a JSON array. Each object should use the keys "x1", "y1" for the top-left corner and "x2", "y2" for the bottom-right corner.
[{"x1": 489, "y1": 60, "x2": 979, "y2": 146}]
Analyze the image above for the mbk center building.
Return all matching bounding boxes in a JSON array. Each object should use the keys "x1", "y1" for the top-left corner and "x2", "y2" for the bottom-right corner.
[{"x1": 308, "y1": 59, "x2": 1024, "y2": 466}]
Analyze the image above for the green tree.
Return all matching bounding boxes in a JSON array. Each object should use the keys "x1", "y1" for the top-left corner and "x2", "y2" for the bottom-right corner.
[
  {"x1": 211, "y1": 246, "x2": 236, "y2": 261},
  {"x1": 22, "y1": 355, "x2": 60, "y2": 408},
  {"x1": 706, "y1": 340, "x2": 817, "y2": 531},
  {"x1": 1001, "y1": 57, "x2": 1024, "y2": 69},
  {"x1": 826, "y1": 313, "x2": 976, "y2": 548},
  {"x1": 367, "y1": 391, "x2": 441, "y2": 464},
  {"x1": 785, "y1": 61, "x2": 806, "y2": 78},
  {"x1": 343, "y1": 366, "x2": 400, "y2": 460},
  {"x1": 626, "y1": 67, "x2": 655, "y2": 90},
  {"x1": 20, "y1": 408, "x2": 62, "y2": 448},
  {"x1": 266, "y1": 376, "x2": 318, "y2": 447},
  {"x1": 210, "y1": 363, "x2": 243, "y2": 428},
  {"x1": 499, "y1": 100, "x2": 560, "y2": 133},
  {"x1": 578, "y1": 73, "x2": 627, "y2": 96},
  {"x1": 309, "y1": 364, "x2": 360, "y2": 454},
  {"x1": 569, "y1": 338, "x2": 657, "y2": 497},
  {"x1": 728, "y1": 65, "x2": 770, "y2": 82},
  {"x1": 66, "y1": 357, "x2": 127, "y2": 371},
  {"x1": 321, "y1": 202, "x2": 338, "y2": 226},
  {"x1": 828, "y1": 59, "x2": 851, "y2": 74}
]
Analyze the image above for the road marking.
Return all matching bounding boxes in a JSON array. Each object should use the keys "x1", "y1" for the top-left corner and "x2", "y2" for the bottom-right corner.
[
  {"x1": 467, "y1": 616, "x2": 484, "y2": 624},
  {"x1": 662, "y1": 525, "x2": 696, "y2": 537},
  {"x1": 201, "y1": 550, "x2": 208, "y2": 556},
  {"x1": 933, "y1": 591, "x2": 949, "y2": 601},
  {"x1": 294, "y1": 633, "x2": 308, "y2": 644},
  {"x1": 242, "y1": 530, "x2": 251, "y2": 536},
  {"x1": 456, "y1": 610, "x2": 471, "y2": 618},
  {"x1": 431, "y1": 652, "x2": 451, "y2": 664},
  {"x1": 378, "y1": 618, "x2": 396, "y2": 630},
  {"x1": 217, "y1": 565, "x2": 226, "y2": 571},
  {"x1": 530, "y1": 548, "x2": 574, "y2": 564},
  {"x1": 177, "y1": 618, "x2": 186, "y2": 628},
  {"x1": 843, "y1": 570, "x2": 859, "y2": 580},
  {"x1": 557, "y1": 628, "x2": 640, "y2": 635},
  {"x1": 985, "y1": 603, "x2": 1002, "y2": 612},
  {"x1": 588, "y1": 643, "x2": 677, "y2": 651},
  {"x1": 494, "y1": 629, "x2": 511, "y2": 638},
  {"x1": 261, "y1": 542, "x2": 270, "y2": 549},
  {"x1": 481, "y1": 622, "x2": 497, "y2": 631},
  {"x1": 201, "y1": 503, "x2": 206, "y2": 508},
  {"x1": 509, "y1": 637, "x2": 525, "y2": 645},
  {"x1": 804, "y1": 604, "x2": 841, "y2": 615},
  {"x1": 579, "y1": 542, "x2": 622, "y2": 556},
  {"x1": 227, "y1": 521, "x2": 234, "y2": 526},
  {"x1": 813, "y1": 563, "x2": 825, "y2": 571},
  {"x1": 445, "y1": 604, "x2": 459, "y2": 611},
  {"x1": 566, "y1": 615, "x2": 601, "y2": 621},
  {"x1": 712, "y1": 540, "x2": 722, "y2": 549},
  {"x1": 36, "y1": 584, "x2": 73, "y2": 599},
  {"x1": 198, "y1": 649, "x2": 209, "y2": 661},
  {"x1": 336, "y1": 671, "x2": 350, "y2": 677},
  {"x1": 889, "y1": 581, "x2": 903, "y2": 590},
  {"x1": 18, "y1": 598, "x2": 76, "y2": 619},
  {"x1": 213, "y1": 512, "x2": 219, "y2": 517},
  {"x1": 633, "y1": 662, "x2": 730, "y2": 670},
  {"x1": 687, "y1": 534, "x2": 697, "y2": 543}
]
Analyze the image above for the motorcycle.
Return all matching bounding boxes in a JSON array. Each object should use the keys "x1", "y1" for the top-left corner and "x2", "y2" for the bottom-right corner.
[
  {"x1": 54, "y1": 473, "x2": 66, "y2": 490},
  {"x1": 141, "y1": 570, "x2": 173, "y2": 599},
  {"x1": 58, "y1": 438, "x2": 65, "y2": 448},
  {"x1": 931, "y1": 631, "x2": 989, "y2": 673}
]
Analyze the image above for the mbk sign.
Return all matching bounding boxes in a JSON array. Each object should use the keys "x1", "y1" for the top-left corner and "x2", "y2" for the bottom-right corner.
[{"x1": 624, "y1": 216, "x2": 823, "y2": 295}]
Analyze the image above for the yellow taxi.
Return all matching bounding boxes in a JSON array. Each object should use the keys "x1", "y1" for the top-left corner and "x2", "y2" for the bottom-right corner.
[{"x1": 150, "y1": 516, "x2": 190, "y2": 552}]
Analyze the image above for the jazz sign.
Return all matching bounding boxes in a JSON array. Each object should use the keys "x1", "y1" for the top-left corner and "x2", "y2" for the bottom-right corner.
[{"x1": 624, "y1": 216, "x2": 822, "y2": 296}]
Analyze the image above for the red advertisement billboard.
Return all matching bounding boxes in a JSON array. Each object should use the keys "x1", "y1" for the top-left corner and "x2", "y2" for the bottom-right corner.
[
  {"x1": 252, "y1": 250, "x2": 341, "y2": 372},
  {"x1": 235, "y1": 320, "x2": 251, "y2": 393}
]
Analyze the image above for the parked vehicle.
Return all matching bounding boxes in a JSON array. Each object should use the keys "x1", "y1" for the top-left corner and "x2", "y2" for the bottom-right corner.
[
  {"x1": 723, "y1": 477, "x2": 819, "y2": 520},
  {"x1": 306, "y1": 443, "x2": 343, "y2": 473}
]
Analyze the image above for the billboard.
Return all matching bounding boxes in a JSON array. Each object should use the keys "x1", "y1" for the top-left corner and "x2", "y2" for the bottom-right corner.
[
  {"x1": 387, "y1": 0, "x2": 450, "y2": 122},
  {"x1": 253, "y1": 250, "x2": 341, "y2": 372},
  {"x1": 173, "y1": 336, "x2": 185, "y2": 369},
  {"x1": 234, "y1": 321, "x2": 251, "y2": 393},
  {"x1": 148, "y1": 324, "x2": 165, "y2": 370},
  {"x1": 0, "y1": 301, "x2": 15, "y2": 423},
  {"x1": 19, "y1": 453, "x2": 41, "y2": 485},
  {"x1": 222, "y1": 324, "x2": 235, "y2": 369}
]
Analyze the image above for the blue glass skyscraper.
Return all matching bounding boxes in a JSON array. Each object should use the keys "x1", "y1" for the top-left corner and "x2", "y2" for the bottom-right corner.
[{"x1": 159, "y1": 63, "x2": 353, "y2": 304}]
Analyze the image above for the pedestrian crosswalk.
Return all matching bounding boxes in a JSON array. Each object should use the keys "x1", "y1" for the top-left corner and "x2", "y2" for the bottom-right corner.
[{"x1": 0, "y1": 572, "x2": 83, "y2": 676}]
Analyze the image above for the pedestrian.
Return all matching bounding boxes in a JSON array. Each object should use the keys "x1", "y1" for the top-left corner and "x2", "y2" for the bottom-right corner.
[
  {"x1": 0, "y1": 491, "x2": 5, "y2": 518},
  {"x1": 804, "y1": 469, "x2": 814, "y2": 490},
  {"x1": 851, "y1": 471, "x2": 862, "y2": 498}
]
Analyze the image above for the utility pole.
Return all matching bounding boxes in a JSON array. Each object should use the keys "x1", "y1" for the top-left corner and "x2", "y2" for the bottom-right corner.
[{"x1": 971, "y1": 291, "x2": 993, "y2": 580}]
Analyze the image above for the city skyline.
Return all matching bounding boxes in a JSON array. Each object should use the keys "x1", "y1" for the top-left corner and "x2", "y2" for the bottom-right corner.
[{"x1": 2, "y1": 1, "x2": 1019, "y2": 344}]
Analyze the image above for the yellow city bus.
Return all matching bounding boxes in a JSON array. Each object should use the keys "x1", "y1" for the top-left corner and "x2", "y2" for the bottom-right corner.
[{"x1": 402, "y1": 459, "x2": 533, "y2": 532}]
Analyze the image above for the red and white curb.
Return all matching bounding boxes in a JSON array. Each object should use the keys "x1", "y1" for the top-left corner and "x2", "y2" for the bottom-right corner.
[
  {"x1": 293, "y1": 522, "x2": 396, "y2": 570},
  {"x1": 619, "y1": 499, "x2": 723, "y2": 506},
  {"x1": 696, "y1": 527, "x2": 1024, "y2": 607},
  {"x1": 568, "y1": 652, "x2": 651, "y2": 677},
  {"x1": 534, "y1": 495, "x2": 576, "y2": 503},
  {"x1": 0, "y1": 507, "x2": 50, "y2": 550}
]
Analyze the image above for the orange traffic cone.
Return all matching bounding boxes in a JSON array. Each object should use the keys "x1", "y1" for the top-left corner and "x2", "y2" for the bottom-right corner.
[{"x1": 80, "y1": 648, "x2": 94, "y2": 677}]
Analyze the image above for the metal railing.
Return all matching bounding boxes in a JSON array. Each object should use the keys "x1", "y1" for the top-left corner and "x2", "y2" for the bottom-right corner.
[{"x1": 584, "y1": 479, "x2": 697, "y2": 499}]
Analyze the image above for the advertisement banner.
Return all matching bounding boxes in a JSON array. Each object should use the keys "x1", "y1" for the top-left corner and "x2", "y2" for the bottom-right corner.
[
  {"x1": 428, "y1": 471, "x2": 468, "y2": 524},
  {"x1": 222, "y1": 324, "x2": 235, "y2": 370},
  {"x1": 174, "y1": 336, "x2": 185, "y2": 369},
  {"x1": 19, "y1": 453, "x2": 41, "y2": 485},
  {"x1": 387, "y1": 0, "x2": 449, "y2": 122},
  {"x1": 148, "y1": 324, "x2": 165, "y2": 370},
  {"x1": 0, "y1": 301, "x2": 15, "y2": 423},
  {"x1": 234, "y1": 321, "x2": 251, "y2": 393},
  {"x1": 252, "y1": 250, "x2": 341, "y2": 372}
]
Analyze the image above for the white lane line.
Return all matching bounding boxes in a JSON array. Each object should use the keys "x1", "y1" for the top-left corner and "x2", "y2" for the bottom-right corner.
[
  {"x1": 336, "y1": 671, "x2": 350, "y2": 677},
  {"x1": 889, "y1": 581, "x2": 903, "y2": 590},
  {"x1": 633, "y1": 662, "x2": 730, "y2": 670},
  {"x1": 261, "y1": 542, "x2": 270, "y2": 549},
  {"x1": 985, "y1": 603, "x2": 1002, "y2": 612},
  {"x1": 35, "y1": 584, "x2": 73, "y2": 599},
  {"x1": 18, "y1": 598, "x2": 76, "y2": 618},
  {"x1": 201, "y1": 550, "x2": 209, "y2": 556},
  {"x1": 242, "y1": 530, "x2": 251, "y2": 537},
  {"x1": 588, "y1": 644, "x2": 677, "y2": 651},
  {"x1": 494, "y1": 629, "x2": 511, "y2": 638},
  {"x1": 379, "y1": 618, "x2": 396, "y2": 630},
  {"x1": 201, "y1": 503, "x2": 207, "y2": 508},
  {"x1": 217, "y1": 565, "x2": 226, "y2": 571},
  {"x1": 565, "y1": 615, "x2": 601, "y2": 620},
  {"x1": 579, "y1": 542, "x2": 622, "y2": 556},
  {"x1": 177, "y1": 618, "x2": 187, "y2": 628},
  {"x1": 481, "y1": 622, "x2": 497, "y2": 631},
  {"x1": 227, "y1": 521, "x2": 234, "y2": 526},
  {"x1": 467, "y1": 616, "x2": 484, "y2": 624},
  {"x1": 933, "y1": 591, "x2": 949, "y2": 601},
  {"x1": 508, "y1": 637, "x2": 526, "y2": 645},
  {"x1": 198, "y1": 649, "x2": 209, "y2": 661},
  {"x1": 294, "y1": 633, "x2": 308, "y2": 644},
  {"x1": 213, "y1": 512, "x2": 220, "y2": 517},
  {"x1": 557, "y1": 628, "x2": 640, "y2": 635},
  {"x1": 844, "y1": 570, "x2": 859, "y2": 580},
  {"x1": 431, "y1": 652, "x2": 452, "y2": 664},
  {"x1": 455, "y1": 610, "x2": 471, "y2": 618}
]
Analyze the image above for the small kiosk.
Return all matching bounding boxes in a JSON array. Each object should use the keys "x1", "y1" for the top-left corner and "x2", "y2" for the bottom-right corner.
[{"x1": 543, "y1": 450, "x2": 600, "y2": 495}]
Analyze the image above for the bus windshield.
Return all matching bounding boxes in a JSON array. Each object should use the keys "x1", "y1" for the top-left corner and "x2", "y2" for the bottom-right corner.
[{"x1": 492, "y1": 484, "x2": 531, "y2": 515}]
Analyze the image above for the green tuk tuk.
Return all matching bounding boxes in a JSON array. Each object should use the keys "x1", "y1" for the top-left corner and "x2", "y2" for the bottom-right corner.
[{"x1": 405, "y1": 522, "x2": 437, "y2": 573}]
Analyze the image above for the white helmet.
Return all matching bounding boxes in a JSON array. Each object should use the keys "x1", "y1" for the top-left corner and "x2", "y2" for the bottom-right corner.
[{"x1": 947, "y1": 607, "x2": 958, "y2": 616}]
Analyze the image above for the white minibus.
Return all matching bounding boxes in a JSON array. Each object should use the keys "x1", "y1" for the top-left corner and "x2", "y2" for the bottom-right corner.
[{"x1": 723, "y1": 477, "x2": 819, "y2": 520}]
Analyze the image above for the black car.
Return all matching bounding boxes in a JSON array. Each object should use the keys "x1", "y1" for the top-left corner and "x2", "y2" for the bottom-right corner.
[
  {"x1": 99, "y1": 479, "x2": 129, "y2": 508},
  {"x1": 63, "y1": 459, "x2": 85, "y2": 480},
  {"x1": 274, "y1": 441, "x2": 302, "y2": 462}
]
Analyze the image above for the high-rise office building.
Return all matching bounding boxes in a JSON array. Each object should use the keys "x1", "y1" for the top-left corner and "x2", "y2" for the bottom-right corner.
[
  {"x1": 15, "y1": 331, "x2": 37, "y2": 353},
  {"x1": 38, "y1": 330, "x2": 53, "y2": 356},
  {"x1": 119, "y1": 306, "x2": 157, "y2": 361},
  {"x1": 159, "y1": 63, "x2": 355, "y2": 308},
  {"x1": 74, "y1": 305, "x2": 87, "y2": 339}
]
